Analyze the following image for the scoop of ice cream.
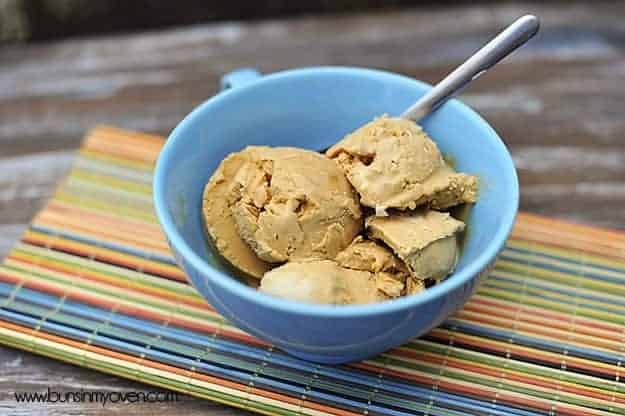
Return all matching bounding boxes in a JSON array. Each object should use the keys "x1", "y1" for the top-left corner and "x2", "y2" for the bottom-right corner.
[
  {"x1": 259, "y1": 260, "x2": 392, "y2": 305},
  {"x1": 231, "y1": 146, "x2": 362, "y2": 263},
  {"x1": 202, "y1": 149, "x2": 272, "y2": 279},
  {"x1": 335, "y1": 236, "x2": 410, "y2": 297},
  {"x1": 366, "y1": 210, "x2": 465, "y2": 282},
  {"x1": 326, "y1": 115, "x2": 478, "y2": 211}
]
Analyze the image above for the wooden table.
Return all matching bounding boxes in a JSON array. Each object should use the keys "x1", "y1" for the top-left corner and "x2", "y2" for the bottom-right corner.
[{"x1": 1, "y1": 2, "x2": 624, "y2": 414}]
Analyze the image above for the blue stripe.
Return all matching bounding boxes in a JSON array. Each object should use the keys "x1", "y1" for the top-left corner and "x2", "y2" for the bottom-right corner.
[
  {"x1": 0, "y1": 283, "x2": 537, "y2": 416},
  {"x1": 0, "y1": 306, "x2": 536, "y2": 416},
  {"x1": 483, "y1": 273, "x2": 625, "y2": 321},
  {"x1": 29, "y1": 224, "x2": 177, "y2": 266},
  {"x1": 443, "y1": 319, "x2": 625, "y2": 364},
  {"x1": 501, "y1": 246, "x2": 625, "y2": 281}
]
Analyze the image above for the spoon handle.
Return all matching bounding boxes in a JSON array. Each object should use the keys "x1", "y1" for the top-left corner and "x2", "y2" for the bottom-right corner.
[{"x1": 401, "y1": 14, "x2": 540, "y2": 122}]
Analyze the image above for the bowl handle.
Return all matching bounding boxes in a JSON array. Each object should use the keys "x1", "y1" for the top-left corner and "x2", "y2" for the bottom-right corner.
[{"x1": 219, "y1": 68, "x2": 262, "y2": 91}]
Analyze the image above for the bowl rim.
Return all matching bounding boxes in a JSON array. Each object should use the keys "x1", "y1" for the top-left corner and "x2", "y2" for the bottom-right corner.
[{"x1": 153, "y1": 65, "x2": 519, "y2": 318}]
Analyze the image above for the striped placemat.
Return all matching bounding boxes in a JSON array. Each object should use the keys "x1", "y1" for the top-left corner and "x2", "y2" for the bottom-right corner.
[{"x1": 2, "y1": 126, "x2": 625, "y2": 416}]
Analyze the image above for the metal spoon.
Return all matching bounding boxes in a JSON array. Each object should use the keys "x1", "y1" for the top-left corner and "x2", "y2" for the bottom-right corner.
[{"x1": 401, "y1": 14, "x2": 540, "y2": 122}]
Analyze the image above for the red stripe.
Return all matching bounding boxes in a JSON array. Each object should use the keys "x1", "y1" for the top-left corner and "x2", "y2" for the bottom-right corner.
[
  {"x1": 461, "y1": 303, "x2": 623, "y2": 343},
  {"x1": 427, "y1": 330, "x2": 618, "y2": 378},
  {"x1": 452, "y1": 313, "x2": 619, "y2": 352},
  {"x1": 468, "y1": 296, "x2": 624, "y2": 334},
  {"x1": 0, "y1": 319, "x2": 353, "y2": 416},
  {"x1": 392, "y1": 348, "x2": 622, "y2": 403},
  {"x1": 0, "y1": 269, "x2": 267, "y2": 348},
  {"x1": 22, "y1": 234, "x2": 187, "y2": 282},
  {"x1": 7, "y1": 254, "x2": 210, "y2": 311},
  {"x1": 354, "y1": 362, "x2": 601, "y2": 416},
  {"x1": 48, "y1": 201, "x2": 163, "y2": 235}
]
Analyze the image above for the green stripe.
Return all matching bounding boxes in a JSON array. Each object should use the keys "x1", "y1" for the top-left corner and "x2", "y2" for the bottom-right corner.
[
  {"x1": 70, "y1": 168, "x2": 153, "y2": 195},
  {"x1": 75, "y1": 155, "x2": 154, "y2": 184},
  {"x1": 0, "y1": 331, "x2": 300, "y2": 416},
  {"x1": 478, "y1": 285, "x2": 625, "y2": 326},
  {"x1": 496, "y1": 260, "x2": 625, "y2": 298},
  {"x1": 79, "y1": 149, "x2": 155, "y2": 172},
  {"x1": 485, "y1": 275, "x2": 625, "y2": 318},
  {"x1": 378, "y1": 356, "x2": 623, "y2": 413},
  {"x1": 402, "y1": 341, "x2": 625, "y2": 394},
  {"x1": 3, "y1": 263, "x2": 222, "y2": 325},
  {"x1": 14, "y1": 243, "x2": 195, "y2": 297},
  {"x1": 501, "y1": 249, "x2": 625, "y2": 282},
  {"x1": 505, "y1": 240, "x2": 625, "y2": 270},
  {"x1": 65, "y1": 177, "x2": 154, "y2": 205},
  {"x1": 55, "y1": 192, "x2": 157, "y2": 222}
]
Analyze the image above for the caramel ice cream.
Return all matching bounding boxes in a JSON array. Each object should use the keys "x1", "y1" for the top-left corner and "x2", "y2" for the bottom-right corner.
[
  {"x1": 259, "y1": 260, "x2": 393, "y2": 305},
  {"x1": 326, "y1": 115, "x2": 477, "y2": 212},
  {"x1": 213, "y1": 146, "x2": 362, "y2": 265},
  {"x1": 203, "y1": 115, "x2": 477, "y2": 305},
  {"x1": 366, "y1": 210, "x2": 465, "y2": 282},
  {"x1": 202, "y1": 149, "x2": 272, "y2": 279},
  {"x1": 336, "y1": 236, "x2": 423, "y2": 297}
]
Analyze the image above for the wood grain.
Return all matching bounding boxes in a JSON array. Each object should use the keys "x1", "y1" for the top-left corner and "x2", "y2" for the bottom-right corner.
[{"x1": 1, "y1": 2, "x2": 624, "y2": 415}]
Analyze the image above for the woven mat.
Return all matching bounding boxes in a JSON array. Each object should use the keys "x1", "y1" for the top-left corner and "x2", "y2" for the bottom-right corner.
[{"x1": 2, "y1": 126, "x2": 625, "y2": 416}]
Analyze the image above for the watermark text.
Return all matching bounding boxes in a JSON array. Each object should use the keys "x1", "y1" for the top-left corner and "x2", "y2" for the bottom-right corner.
[{"x1": 14, "y1": 388, "x2": 180, "y2": 406}]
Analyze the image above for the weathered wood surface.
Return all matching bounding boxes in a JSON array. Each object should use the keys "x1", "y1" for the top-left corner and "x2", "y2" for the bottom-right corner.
[{"x1": 1, "y1": 2, "x2": 624, "y2": 414}]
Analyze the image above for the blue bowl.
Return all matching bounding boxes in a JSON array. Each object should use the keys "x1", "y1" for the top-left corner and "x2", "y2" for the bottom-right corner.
[{"x1": 153, "y1": 66, "x2": 518, "y2": 364}]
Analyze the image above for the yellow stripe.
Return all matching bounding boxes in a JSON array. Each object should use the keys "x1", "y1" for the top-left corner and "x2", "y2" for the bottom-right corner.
[
  {"x1": 506, "y1": 240, "x2": 625, "y2": 270},
  {"x1": 501, "y1": 248, "x2": 625, "y2": 282},
  {"x1": 14, "y1": 242, "x2": 193, "y2": 295},
  {"x1": 494, "y1": 260, "x2": 625, "y2": 301},
  {"x1": 429, "y1": 328, "x2": 623, "y2": 375},
  {"x1": 381, "y1": 361, "x2": 618, "y2": 415},
  {"x1": 386, "y1": 349, "x2": 625, "y2": 403},
  {"x1": 483, "y1": 272, "x2": 625, "y2": 321},
  {"x1": 22, "y1": 230, "x2": 183, "y2": 278},
  {"x1": 0, "y1": 324, "x2": 325, "y2": 416},
  {"x1": 1, "y1": 264, "x2": 233, "y2": 329}
]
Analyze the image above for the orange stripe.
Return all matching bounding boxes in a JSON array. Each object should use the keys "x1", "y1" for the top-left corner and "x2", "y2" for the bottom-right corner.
[
  {"x1": 6, "y1": 255, "x2": 208, "y2": 310},
  {"x1": 37, "y1": 213, "x2": 170, "y2": 254},
  {"x1": 462, "y1": 301, "x2": 623, "y2": 341},
  {"x1": 0, "y1": 268, "x2": 265, "y2": 348},
  {"x1": 47, "y1": 201, "x2": 163, "y2": 236},
  {"x1": 512, "y1": 233, "x2": 625, "y2": 262},
  {"x1": 512, "y1": 216, "x2": 625, "y2": 261},
  {"x1": 453, "y1": 312, "x2": 621, "y2": 352},
  {"x1": 83, "y1": 139, "x2": 160, "y2": 165},
  {"x1": 22, "y1": 231, "x2": 187, "y2": 282},
  {"x1": 0, "y1": 320, "x2": 251, "y2": 400},
  {"x1": 0, "y1": 319, "x2": 350, "y2": 415},
  {"x1": 517, "y1": 212, "x2": 625, "y2": 244},
  {"x1": 427, "y1": 330, "x2": 619, "y2": 378},
  {"x1": 468, "y1": 296, "x2": 624, "y2": 334},
  {"x1": 85, "y1": 129, "x2": 163, "y2": 157},
  {"x1": 391, "y1": 349, "x2": 622, "y2": 404},
  {"x1": 355, "y1": 362, "x2": 600, "y2": 416},
  {"x1": 45, "y1": 202, "x2": 166, "y2": 241},
  {"x1": 88, "y1": 126, "x2": 165, "y2": 151}
]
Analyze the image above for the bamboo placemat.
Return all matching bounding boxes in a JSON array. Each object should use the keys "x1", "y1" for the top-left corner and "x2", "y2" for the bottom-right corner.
[{"x1": 1, "y1": 126, "x2": 625, "y2": 416}]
